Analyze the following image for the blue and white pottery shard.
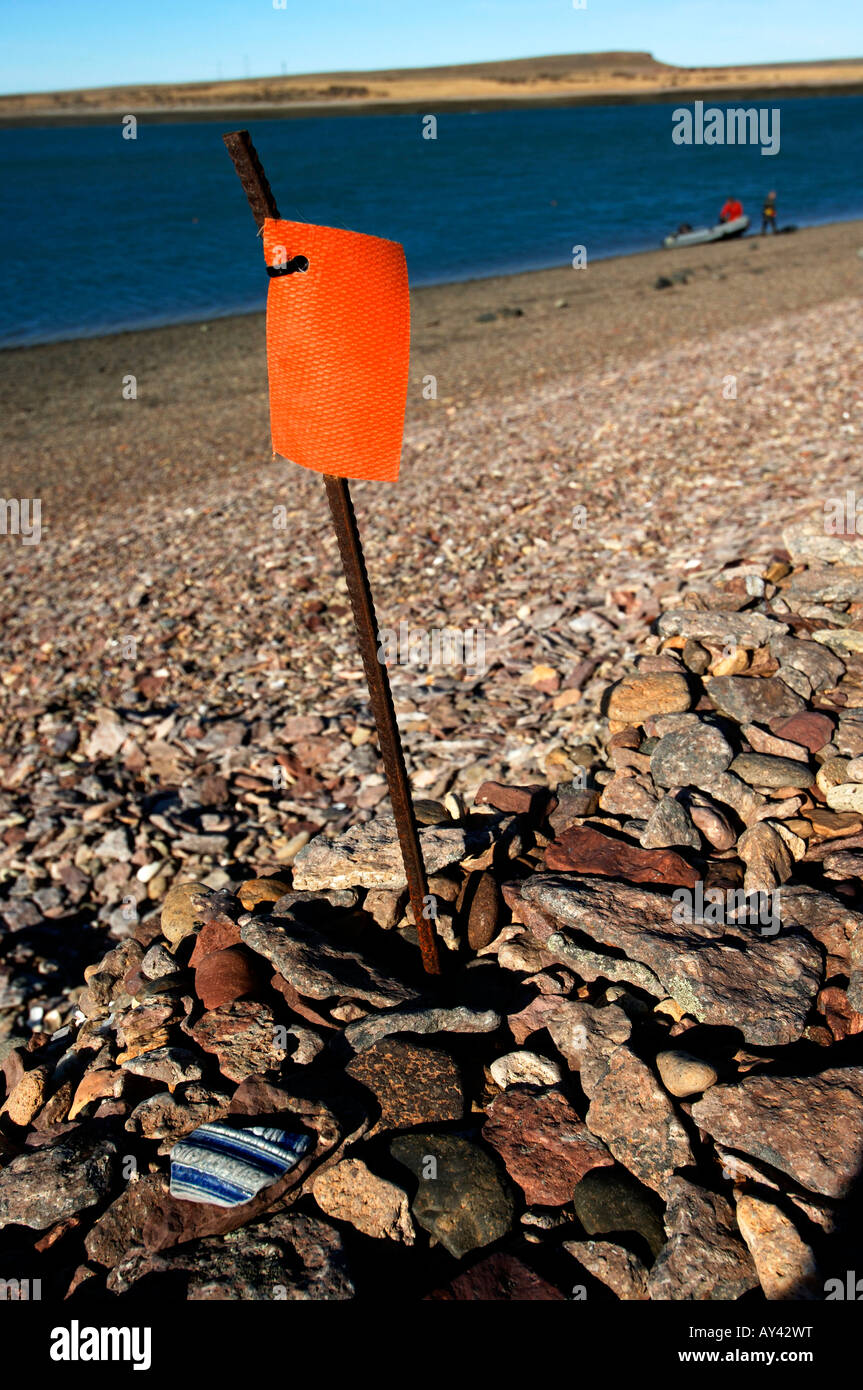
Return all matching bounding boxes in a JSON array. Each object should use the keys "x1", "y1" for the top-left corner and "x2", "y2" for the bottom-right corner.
[{"x1": 170, "y1": 1122, "x2": 312, "y2": 1207}]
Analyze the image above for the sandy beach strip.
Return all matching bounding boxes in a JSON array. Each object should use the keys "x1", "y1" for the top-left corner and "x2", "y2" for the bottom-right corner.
[{"x1": 1, "y1": 219, "x2": 861, "y2": 524}]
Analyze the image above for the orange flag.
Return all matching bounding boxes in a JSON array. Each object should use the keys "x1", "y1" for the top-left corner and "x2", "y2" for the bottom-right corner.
[{"x1": 262, "y1": 218, "x2": 410, "y2": 483}]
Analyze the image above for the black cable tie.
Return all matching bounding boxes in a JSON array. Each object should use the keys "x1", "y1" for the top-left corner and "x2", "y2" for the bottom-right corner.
[{"x1": 267, "y1": 255, "x2": 310, "y2": 277}]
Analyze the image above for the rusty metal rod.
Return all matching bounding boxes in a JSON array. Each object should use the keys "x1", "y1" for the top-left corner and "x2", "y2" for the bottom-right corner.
[{"x1": 223, "y1": 128, "x2": 441, "y2": 975}]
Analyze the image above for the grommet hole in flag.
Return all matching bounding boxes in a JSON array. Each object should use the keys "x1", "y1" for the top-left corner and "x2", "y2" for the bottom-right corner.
[{"x1": 262, "y1": 216, "x2": 410, "y2": 483}]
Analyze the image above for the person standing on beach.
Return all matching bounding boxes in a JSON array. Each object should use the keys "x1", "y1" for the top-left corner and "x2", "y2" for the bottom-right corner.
[
  {"x1": 761, "y1": 191, "x2": 778, "y2": 234},
  {"x1": 719, "y1": 196, "x2": 744, "y2": 223}
]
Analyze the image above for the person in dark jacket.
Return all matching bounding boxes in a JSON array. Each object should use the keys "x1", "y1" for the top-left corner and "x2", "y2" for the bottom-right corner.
[{"x1": 761, "y1": 191, "x2": 778, "y2": 234}]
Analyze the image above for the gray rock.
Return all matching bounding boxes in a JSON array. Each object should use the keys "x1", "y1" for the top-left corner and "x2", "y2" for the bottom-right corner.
[
  {"x1": 571, "y1": 1167, "x2": 665, "y2": 1258},
  {"x1": 390, "y1": 1133, "x2": 514, "y2": 1258},
  {"x1": 240, "y1": 913, "x2": 417, "y2": 1008},
  {"x1": 291, "y1": 814, "x2": 487, "y2": 890},
  {"x1": 770, "y1": 633, "x2": 845, "y2": 691},
  {"x1": 737, "y1": 821, "x2": 795, "y2": 893},
  {"x1": 0, "y1": 1132, "x2": 117, "y2": 1230},
  {"x1": 648, "y1": 1177, "x2": 758, "y2": 1301},
  {"x1": 650, "y1": 722, "x2": 734, "y2": 788},
  {"x1": 521, "y1": 875, "x2": 821, "y2": 1046},
  {"x1": 345, "y1": 1004, "x2": 500, "y2": 1053},
  {"x1": 640, "y1": 795, "x2": 701, "y2": 849},
  {"x1": 705, "y1": 675, "x2": 806, "y2": 724},
  {"x1": 656, "y1": 610, "x2": 788, "y2": 649},
  {"x1": 107, "y1": 1210, "x2": 354, "y2": 1298},
  {"x1": 731, "y1": 753, "x2": 814, "y2": 789},
  {"x1": 692, "y1": 1067, "x2": 863, "y2": 1199},
  {"x1": 545, "y1": 934, "x2": 664, "y2": 996},
  {"x1": 783, "y1": 519, "x2": 863, "y2": 567}
]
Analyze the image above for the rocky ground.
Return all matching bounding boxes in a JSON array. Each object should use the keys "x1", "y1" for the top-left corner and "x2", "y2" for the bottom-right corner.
[{"x1": 3, "y1": 511, "x2": 863, "y2": 1300}]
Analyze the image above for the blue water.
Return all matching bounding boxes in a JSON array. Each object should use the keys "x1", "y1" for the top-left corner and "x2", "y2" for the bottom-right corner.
[{"x1": 1, "y1": 96, "x2": 861, "y2": 347}]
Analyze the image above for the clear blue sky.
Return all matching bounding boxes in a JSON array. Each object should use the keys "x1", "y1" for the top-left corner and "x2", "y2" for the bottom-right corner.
[{"x1": 2, "y1": 0, "x2": 861, "y2": 95}]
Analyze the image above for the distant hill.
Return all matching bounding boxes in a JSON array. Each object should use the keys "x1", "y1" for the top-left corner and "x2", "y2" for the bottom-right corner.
[{"x1": 2, "y1": 51, "x2": 862, "y2": 124}]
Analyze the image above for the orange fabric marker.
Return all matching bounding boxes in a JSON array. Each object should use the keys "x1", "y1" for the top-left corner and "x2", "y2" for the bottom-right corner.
[{"x1": 262, "y1": 218, "x2": 410, "y2": 483}]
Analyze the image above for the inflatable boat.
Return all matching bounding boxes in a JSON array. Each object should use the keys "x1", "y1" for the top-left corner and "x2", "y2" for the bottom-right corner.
[{"x1": 663, "y1": 214, "x2": 750, "y2": 249}]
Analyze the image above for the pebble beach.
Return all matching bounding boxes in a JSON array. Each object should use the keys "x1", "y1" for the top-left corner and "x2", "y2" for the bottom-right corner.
[{"x1": 1, "y1": 217, "x2": 862, "y2": 1305}]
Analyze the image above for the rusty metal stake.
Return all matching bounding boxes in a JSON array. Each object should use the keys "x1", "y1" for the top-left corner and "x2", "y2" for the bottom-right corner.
[{"x1": 223, "y1": 128, "x2": 441, "y2": 976}]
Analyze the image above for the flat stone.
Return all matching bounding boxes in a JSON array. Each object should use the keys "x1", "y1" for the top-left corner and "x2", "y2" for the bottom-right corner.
[
  {"x1": 769, "y1": 637, "x2": 845, "y2": 694},
  {"x1": 240, "y1": 914, "x2": 416, "y2": 1008},
  {"x1": 812, "y1": 628, "x2": 863, "y2": 653},
  {"x1": 785, "y1": 566, "x2": 863, "y2": 604},
  {"x1": 647, "y1": 1177, "x2": 758, "y2": 1301},
  {"x1": 705, "y1": 675, "x2": 805, "y2": 725},
  {"x1": 474, "y1": 782, "x2": 551, "y2": 817},
  {"x1": 605, "y1": 673, "x2": 691, "y2": 726},
  {"x1": 0, "y1": 1131, "x2": 117, "y2": 1230},
  {"x1": 735, "y1": 1193, "x2": 819, "y2": 1300},
  {"x1": 121, "y1": 1047, "x2": 204, "y2": 1091},
  {"x1": 189, "y1": 1001, "x2": 287, "y2": 1083},
  {"x1": 291, "y1": 814, "x2": 481, "y2": 890},
  {"x1": 783, "y1": 519, "x2": 863, "y2": 566},
  {"x1": 571, "y1": 1167, "x2": 665, "y2": 1258},
  {"x1": 564, "y1": 1239, "x2": 649, "y2": 1299},
  {"x1": 657, "y1": 609, "x2": 788, "y2": 649},
  {"x1": 160, "y1": 881, "x2": 214, "y2": 948},
  {"x1": 345, "y1": 1037, "x2": 464, "y2": 1130},
  {"x1": 655, "y1": 1049, "x2": 718, "y2": 1098},
  {"x1": 521, "y1": 875, "x2": 821, "y2": 1046},
  {"x1": 546, "y1": 824, "x2": 697, "y2": 887},
  {"x1": 649, "y1": 722, "x2": 734, "y2": 788},
  {"x1": 125, "y1": 1086, "x2": 231, "y2": 1140},
  {"x1": 106, "y1": 1210, "x2": 354, "y2": 1299},
  {"x1": 390, "y1": 1133, "x2": 514, "y2": 1259},
  {"x1": 484, "y1": 1086, "x2": 613, "y2": 1203},
  {"x1": 731, "y1": 753, "x2": 814, "y2": 789},
  {"x1": 425, "y1": 1251, "x2": 566, "y2": 1301},
  {"x1": 345, "y1": 1004, "x2": 500, "y2": 1053},
  {"x1": 312, "y1": 1157, "x2": 414, "y2": 1243},
  {"x1": 692, "y1": 1067, "x2": 863, "y2": 1198},
  {"x1": 581, "y1": 1044, "x2": 693, "y2": 1197}
]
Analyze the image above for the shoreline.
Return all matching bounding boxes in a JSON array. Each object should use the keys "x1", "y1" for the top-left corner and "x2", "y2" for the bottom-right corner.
[
  {"x1": 3, "y1": 80, "x2": 863, "y2": 128},
  {"x1": 2, "y1": 219, "x2": 860, "y2": 524},
  {"x1": 2, "y1": 215, "x2": 861, "y2": 354}
]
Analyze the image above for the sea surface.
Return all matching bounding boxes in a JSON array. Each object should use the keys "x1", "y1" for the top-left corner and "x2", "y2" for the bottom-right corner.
[{"x1": 1, "y1": 95, "x2": 861, "y2": 347}]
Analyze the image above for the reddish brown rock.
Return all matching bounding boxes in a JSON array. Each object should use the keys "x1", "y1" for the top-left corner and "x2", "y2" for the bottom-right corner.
[
  {"x1": 189, "y1": 1000, "x2": 286, "y2": 1083},
  {"x1": 270, "y1": 973, "x2": 338, "y2": 1029},
  {"x1": 583, "y1": 1044, "x2": 694, "y2": 1197},
  {"x1": 483, "y1": 1087, "x2": 613, "y2": 1204},
  {"x1": 193, "y1": 945, "x2": 264, "y2": 1010},
  {"x1": 466, "y1": 871, "x2": 501, "y2": 950},
  {"x1": 426, "y1": 1252, "x2": 566, "y2": 1301},
  {"x1": 772, "y1": 710, "x2": 836, "y2": 753},
  {"x1": 545, "y1": 825, "x2": 698, "y2": 888},
  {"x1": 474, "y1": 782, "x2": 553, "y2": 818},
  {"x1": 188, "y1": 917, "x2": 242, "y2": 967},
  {"x1": 345, "y1": 1037, "x2": 464, "y2": 1131},
  {"x1": 692, "y1": 1066, "x2": 863, "y2": 1199}
]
